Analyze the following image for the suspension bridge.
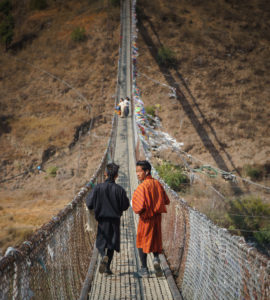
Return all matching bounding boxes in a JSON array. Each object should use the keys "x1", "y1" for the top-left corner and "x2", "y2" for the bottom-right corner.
[{"x1": 0, "y1": 0, "x2": 269, "y2": 299}]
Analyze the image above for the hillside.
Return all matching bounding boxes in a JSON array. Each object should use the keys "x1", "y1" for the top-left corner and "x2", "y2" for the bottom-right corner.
[
  {"x1": 136, "y1": 0, "x2": 270, "y2": 170},
  {"x1": 135, "y1": 0, "x2": 270, "y2": 251},
  {"x1": 0, "y1": 0, "x2": 270, "y2": 254},
  {"x1": 0, "y1": 0, "x2": 120, "y2": 254}
]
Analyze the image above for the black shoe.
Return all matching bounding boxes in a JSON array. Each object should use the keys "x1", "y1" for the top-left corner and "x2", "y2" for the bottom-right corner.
[
  {"x1": 99, "y1": 255, "x2": 109, "y2": 274},
  {"x1": 153, "y1": 257, "x2": 163, "y2": 277},
  {"x1": 136, "y1": 267, "x2": 149, "y2": 278},
  {"x1": 104, "y1": 268, "x2": 113, "y2": 275}
]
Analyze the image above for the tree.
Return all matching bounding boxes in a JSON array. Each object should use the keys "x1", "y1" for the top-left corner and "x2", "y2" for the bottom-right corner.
[
  {"x1": 0, "y1": 0, "x2": 12, "y2": 15},
  {"x1": 0, "y1": 14, "x2": 14, "y2": 50},
  {"x1": 30, "y1": 0, "x2": 47, "y2": 10}
]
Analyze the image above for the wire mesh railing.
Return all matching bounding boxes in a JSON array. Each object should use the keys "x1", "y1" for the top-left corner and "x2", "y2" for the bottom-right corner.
[
  {"x1": 131, "y1": 0, "x2": 270, "y2": 299},
  {"x1": 0, "y1": 108, "x2": 118, "y2": 299},
  {"x1": 0, "y1": 0, "x2": 124, "y2": 297},
  {"x1": 0, "y1": 22, "x2": 121, "y2": 300},
  {"x1": 132, "y1": 105, "x2": 270, "y2": 299},
  {"x1": 161, "y1": 187, "x2": 270, "y2": 300},
  {"x1": 0, "y1": 188, "x2": 95, "y2": 300}
]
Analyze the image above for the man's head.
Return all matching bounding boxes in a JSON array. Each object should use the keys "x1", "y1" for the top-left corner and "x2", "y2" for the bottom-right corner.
[
  {"x1": 105, "y1": 163, "x2": 119, "y2": 180},
  {"x1": 136, "y1": 160, "x2": 151, "y2": 181}
]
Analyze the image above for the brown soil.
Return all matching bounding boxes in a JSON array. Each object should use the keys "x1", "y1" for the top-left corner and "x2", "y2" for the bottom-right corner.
[
  {"x1": 1, "y1": 0, "x2": 270, "y2": 254},
  {"x1": 0, "y1": 0, "x2": 120, "y2": 254},
  {"x1": 135, "y1": 0, "x2": 270, "y2": 195}
]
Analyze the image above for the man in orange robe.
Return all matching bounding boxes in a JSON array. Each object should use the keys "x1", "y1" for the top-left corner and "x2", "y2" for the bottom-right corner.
[{"x1": 132, "y1": 160, "x2": 170, "y2": 277}]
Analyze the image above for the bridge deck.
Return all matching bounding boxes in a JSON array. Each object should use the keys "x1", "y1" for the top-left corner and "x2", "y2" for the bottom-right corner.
[
  {"x1": 88, "y1": 0, "x2": 176, "y2": 298},
  {"x1": 88, "y1": 116, "x2": 173, "y2": 300}
]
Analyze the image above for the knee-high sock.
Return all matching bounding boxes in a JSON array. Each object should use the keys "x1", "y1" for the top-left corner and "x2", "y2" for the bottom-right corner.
[{"x1": 138, "y1": 248, "x2": 147, "y2": 269}]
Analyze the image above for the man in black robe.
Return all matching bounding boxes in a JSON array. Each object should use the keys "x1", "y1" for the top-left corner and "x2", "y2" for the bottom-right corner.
[{"x1": 86, "y1": 163, "x2": 130, "y2": 275}]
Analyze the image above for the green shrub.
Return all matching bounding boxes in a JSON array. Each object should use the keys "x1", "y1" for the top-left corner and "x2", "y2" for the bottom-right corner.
[
  {"x1": 0, "y1": 0, "x2": 12, "y2": 15},
  {"x1": 243, "y1": 164, "x2": 263, "y2": 181},
  {"x1": 242, "y1": 163, "x2": 270, "y2": 181},
  {"x1": 155, "y1": 162, "x2": 189, "y2": 192},
  {"x1": 145, "y1": 105, "x2": 155, "y2": 117},
  {"x1": 71, "y1": 27, "x2": 86, "y2": 42},
  {"x1": 30, "y1": 0, "x2": 47, "y2": 10},
  {"x1": 227, "y1": 196, "x2": 270, "y2": 248},
  {"x1": 110, "y1": 0, "x2": 120, "y2": 7},
  {"x1": 46, "y1": 166, "x2": 58, "y2": 177},
  {"x1": 157, "y1": 46, "x2": 176, "y2": 67},
  {"x1": 254, "y1": 225, "x2": 270, "y2": 248},
  {"x1": 248, "y1": 168, "x2": 262, "y2": 180},
  {"x1": 0, "y1": 14, "x2": 14, "y2": 49}
]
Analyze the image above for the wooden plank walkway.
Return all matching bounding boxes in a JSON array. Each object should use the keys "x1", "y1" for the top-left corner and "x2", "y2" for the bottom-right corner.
[{"x1": 87, "y1": 1, "x2": 178, "y2": 298}]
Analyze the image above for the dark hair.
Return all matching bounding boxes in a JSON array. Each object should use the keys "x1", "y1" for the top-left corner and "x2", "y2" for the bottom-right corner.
[
  {"x1": 106, "y1": 163, "x2": 119, "y2": 180},
  {"x1": 136, "y1": 160, "x2": 151, "y2": 173}
]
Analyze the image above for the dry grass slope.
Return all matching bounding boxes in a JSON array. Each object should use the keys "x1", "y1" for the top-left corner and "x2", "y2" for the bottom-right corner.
[
  {"x1": 136, "y1": 0, "x2": 270, "y2": 177},
  {"x1": 0, "y1": 0, "x2": 120, "y2": 253}
]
